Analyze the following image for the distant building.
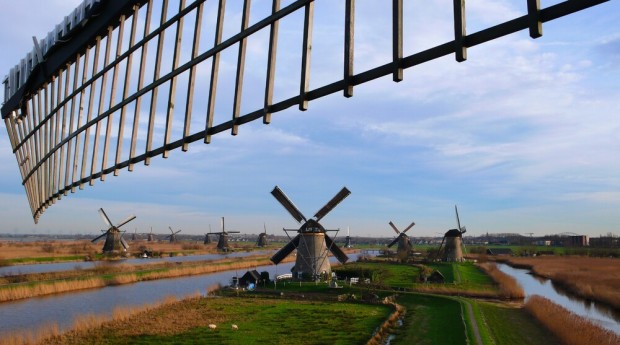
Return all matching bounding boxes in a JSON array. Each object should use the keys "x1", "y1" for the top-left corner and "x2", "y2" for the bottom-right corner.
[
  {"x1": 589, "y1": 236, "x2": 620, "y2": 248},
  {"x1": 533, "y1": 240, "x2": 551, "y2": 246},
  {"x1": 564, "y1": 235, "x2": 588, "y2": 247}
]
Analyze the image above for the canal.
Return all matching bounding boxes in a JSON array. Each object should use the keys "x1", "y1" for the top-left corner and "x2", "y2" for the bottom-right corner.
[
  {"x1": 0, "y1": 254, "x2": 359, "y2": 336},
  {"x1": 497, "y1": 263, "x2": 620, "y2": 335}
]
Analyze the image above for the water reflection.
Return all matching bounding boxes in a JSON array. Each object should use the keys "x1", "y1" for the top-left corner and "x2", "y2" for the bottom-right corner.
[
  {"x1": 0, "y1": 254, "x2": 359, "y2": 336},
  {"x1": 497, "y1": 263, "x2": 620, "y2": 335}
]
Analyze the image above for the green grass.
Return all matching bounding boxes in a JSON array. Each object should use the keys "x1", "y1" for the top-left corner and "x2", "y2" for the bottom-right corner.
[
  {"x1": 333, "y1": 261, "x2": 420, "y2": 288},
  {"x1": 391, "y1": 293, "x2": 467, "y2": 345},
  {"x1": 52, "y1": 297, "x2": 392, "y2": 345},
  {"x1": 479, "y1": 301, "x2": 562, "y2": 345},
  {"x1": 462, "y1": 298, "x2": 494, "y2": 345}
]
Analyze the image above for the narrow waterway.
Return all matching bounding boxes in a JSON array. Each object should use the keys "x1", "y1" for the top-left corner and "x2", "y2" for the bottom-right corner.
[
  {"x1": 0, "y1": 254, "x2": 360, "y2": 336},
  {"x1": 0, "y1": 250, "x2": 274, "y2": 276},
  {"x1": 497, "y1": 263, "x2": 620, "y2": 335}
]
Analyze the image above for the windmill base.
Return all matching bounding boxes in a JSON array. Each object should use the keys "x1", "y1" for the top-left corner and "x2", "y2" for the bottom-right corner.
[{"x1": 292, "y1": 233, "x2": 332, "y2": 281}]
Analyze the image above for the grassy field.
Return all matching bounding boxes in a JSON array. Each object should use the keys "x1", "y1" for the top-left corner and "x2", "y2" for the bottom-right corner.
[
  {"x1": 43, "y1": 296, "x2": 392, "y2": 345},
  {"x1": 478, "y1": 301, "x2": 562, "y2": 345},
  {"x1": 390, "y1": 293, "x2": 466, "y2": 345}
]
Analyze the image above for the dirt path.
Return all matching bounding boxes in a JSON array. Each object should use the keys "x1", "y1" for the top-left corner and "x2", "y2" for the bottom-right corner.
[{"x1": 464, "y1": 301, "x2": 483, "y2": 345}]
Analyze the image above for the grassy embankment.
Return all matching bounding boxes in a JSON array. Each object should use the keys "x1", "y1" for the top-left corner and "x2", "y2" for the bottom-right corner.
[
  {"x1": 14, "y1": 291, "x2": 393, "y2": 345},
  {"x1": 333, "y1": 260, "x2": 524, "y2": 299},
  {"x1": 498, "y1": 256, "x2": 620, "y2": 310},
  {"x1": 0, "y1": 254, "x2": 293, "y2": 303}
]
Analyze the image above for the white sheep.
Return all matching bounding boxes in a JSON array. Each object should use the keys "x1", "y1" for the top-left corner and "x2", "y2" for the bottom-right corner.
[
  {"x1": 208, "y1": 324, "x2": 217, "y2": 330},
  {"x1": 231, "y1": 324, "x2": 238, "y2": 331}
]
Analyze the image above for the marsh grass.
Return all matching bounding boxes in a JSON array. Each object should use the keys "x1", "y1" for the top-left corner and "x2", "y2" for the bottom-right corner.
[
  {"x1": 0, "y1": 255, "x2": 289, "y2": 303},
  {"x1": 525, "y1": 295, "x2": 620, "y2": 345},
  {"x1": 501, "y1": 256, "x2": 620, "y2": 309},
  {"x1": 477, "y1": 262, "x2": 524, "y2": 299}
]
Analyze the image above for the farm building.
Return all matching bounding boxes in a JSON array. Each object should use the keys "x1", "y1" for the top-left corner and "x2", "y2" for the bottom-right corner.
[
  {"x1": 486, "y1": 248, "x2": 514, "y2": 256},
  {"x1": 238, "y1": 270, "x2": 263, "y2": 287}
]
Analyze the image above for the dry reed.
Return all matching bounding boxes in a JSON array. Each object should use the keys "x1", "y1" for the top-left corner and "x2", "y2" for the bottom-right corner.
[
  {"x1": 366, "y1": 298, "x2": 405, "y2": 345},
  {"x1": 477, "y1": 262, "x2": 524, "y2": 299},
  {"x1": 525, "y1": 295, "x2": 620, "y2": 345},
  {"x1": 504, "y1": 256, "x2": 620, "y2": 309},
  {"x1": 0, "y1": 278, "x2": 106, "y2": 302},
  {"x1": 0, "y1": 291, "x2": 210, "y2": 345},
  {"x1": 0, "y1": 255, "x2": 289, "y2": 303}
]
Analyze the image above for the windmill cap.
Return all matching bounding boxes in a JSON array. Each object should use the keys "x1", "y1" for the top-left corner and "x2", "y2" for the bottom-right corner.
[{"x1": 445, "y1": 229, "x2": 462, "y2": 237}]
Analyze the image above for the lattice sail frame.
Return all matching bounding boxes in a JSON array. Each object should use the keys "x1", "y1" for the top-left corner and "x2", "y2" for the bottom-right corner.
[{"x1": 1, "y1": 0, "x2": 608, "y2": 222}]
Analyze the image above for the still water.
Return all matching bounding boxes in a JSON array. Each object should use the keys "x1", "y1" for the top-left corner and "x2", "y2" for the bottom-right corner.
[
  {"x1": 0, "y1": 254, "x2": 359, "y2": 336},
  {"x1": 497, "y1": 263, "x2": 620, "y2": 335},
  {"x1": 0, "y1": 250, "x2": 274, "y2": 276}
]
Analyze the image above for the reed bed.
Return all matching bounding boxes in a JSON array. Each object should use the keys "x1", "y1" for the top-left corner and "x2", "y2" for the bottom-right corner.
[
  {"x1": 0, "y1": 292, "x2": 207, "y2": 345},
  {"x1": 367, "y1": 298, "x2": 405, "y2": 345},
  {"x1": 525, "y1": 295, "x2": 620, "y2": 345},
  {"x1": 477, "y1": 263, "x2": 524, "y2": 299},
  {"x1": 0, "y1": 278, "x2": 106, "y2": 302},
  {"x1": 503, "y1": 256, "x2": 620, "y2": 309}
]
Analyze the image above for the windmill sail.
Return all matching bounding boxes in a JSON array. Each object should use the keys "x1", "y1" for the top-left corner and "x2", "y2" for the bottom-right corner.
[
  {"x1": 314, "y1": 187, "x2": 351, "y2": 221},
  {"x1": 270, "y1": 234, "x2": 301, "y2": 264},
  {"x1": 271, "y1": 186, "x2": 306, "y2": 223}
]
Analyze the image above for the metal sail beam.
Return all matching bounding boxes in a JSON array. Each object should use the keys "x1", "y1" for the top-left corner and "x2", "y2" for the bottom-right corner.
[{"x1": 0, "y1": 0, "x2": 609, "y2": 222}]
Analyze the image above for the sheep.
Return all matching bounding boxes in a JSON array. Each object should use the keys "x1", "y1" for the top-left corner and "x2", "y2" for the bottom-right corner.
[
  {"x1": 231, "y1": 324, "x2": 238, "y2": 331},
  {"x1": 208, "y1": 324, "x2": 217, "y2": 330}
]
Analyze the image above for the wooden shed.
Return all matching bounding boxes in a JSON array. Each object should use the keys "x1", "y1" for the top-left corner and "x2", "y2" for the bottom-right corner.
[{"x1": 239, "y1": 270, "x2": 262, "y2": 287}]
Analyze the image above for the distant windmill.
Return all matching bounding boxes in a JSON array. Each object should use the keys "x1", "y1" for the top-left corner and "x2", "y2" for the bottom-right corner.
[
  {"x1": 256, "y1": 223, "x2": 268, "y2": 247},
  {"x1": 131, "y1": 228, "x2": 138, "y2": 241},
  {"x1": 147, "y1": 227, "x2": 154, "y2": 242},
  {"x1": 91, "y1": 208, "x2": 135, "y2": 253},
  {"x1": 166, "y1": 227, "x2": 182, "y2": 243},
  {"x1": 270, "y1": 186, "x2": 350, "y2": 280},
  {"x1": 344, "y1": 226, "x2": 352, "y2": 248},
  {"x1": 204, "y1": 224, "x2": 213, "y2": 244},
  {"x1": 387, "y1": 221, "x2": 415, "y2": 261},
  {"x1": 212, "y1": 217, "x2": 240, "y2": 251},
  {"x1": 436, "y1": 205, "x2": 467, "y2": 262}
]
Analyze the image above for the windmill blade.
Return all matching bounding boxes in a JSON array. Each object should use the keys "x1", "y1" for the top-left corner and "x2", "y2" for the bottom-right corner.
[
  {"x1": 461, "y1": 226, "x2": 467, "y2": 234},
  {"x1": 98, "y1": 208, "x2": 113, "y2": 228},
  {"x1": 314, "y1": 187, "x2": 351, "y2": 221},
  {"x1": 91, "y1": 231, "x2": 108, "y2": 243},
  {"x1": 115, "y1": 215, "x2": 136, "y2": 229},
  {"x1": 455, "y1": 205, "x2": 462, "y2": 231},
  {"x1": 324, "y1": 234, "x2": 349, "y2": 263},
  {"x1": 174, "y1": 230, "x2": 182, "y2": 235},
  {"x1": 387, "y1": 235, "x2": 400, "y2": 248},
  {"x1": 402, "y1": 222, "x2": 415, "y2": 234},
  {"x1": 270, "y1": 234, "x2": 301, "y2": 264},
  {"x1": 388, "y1": 221, "x2": 401, "y2": 235},
  {"x1": 120, "y1": 236, "x2": 129, "y2": 250},
  {"x1": 434, "y1": 235, "x2": 446, "y2": 261},
  {"x1": 271, "y1": 186, "x2": 306, "y2": 223}
]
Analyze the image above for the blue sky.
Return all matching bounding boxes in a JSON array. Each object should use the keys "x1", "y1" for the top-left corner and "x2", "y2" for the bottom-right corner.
[{"x1": 0, "y1": 0, "x2": 618, "y2": 238}]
